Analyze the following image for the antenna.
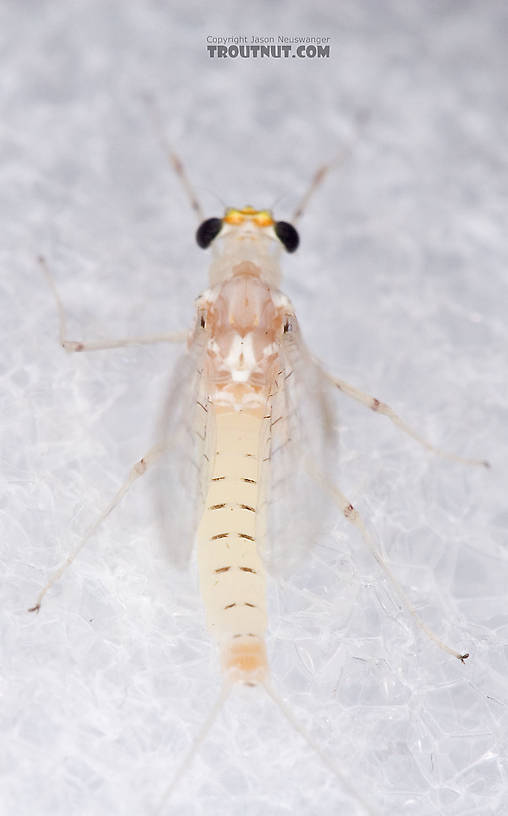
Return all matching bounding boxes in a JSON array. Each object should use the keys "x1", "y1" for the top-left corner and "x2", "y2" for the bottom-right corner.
[
  {"x1": 144, "y1": 94, "x2": 205, "y2": 222},
  {"x1": 291, "y1": 109, "x2": 371, "y2": 223}
]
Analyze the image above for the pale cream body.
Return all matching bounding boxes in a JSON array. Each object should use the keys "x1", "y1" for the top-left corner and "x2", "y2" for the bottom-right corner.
[
  {"x1": 191, "y1": 252, "x2": 293, "y2": 685},
  {"x1": 196, "y1": 409, "x2": 267, "y2": 681}
]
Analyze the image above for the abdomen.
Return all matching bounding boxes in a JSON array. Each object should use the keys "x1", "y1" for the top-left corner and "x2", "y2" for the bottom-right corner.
[{"x1": 197, "y1": 408, "x2": 268, "y2": 684}]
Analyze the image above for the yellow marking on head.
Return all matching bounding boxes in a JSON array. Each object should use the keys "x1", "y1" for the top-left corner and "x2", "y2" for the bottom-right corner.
[{"x1": 224, "y1": 207, "x2": 274, "y2": 228}]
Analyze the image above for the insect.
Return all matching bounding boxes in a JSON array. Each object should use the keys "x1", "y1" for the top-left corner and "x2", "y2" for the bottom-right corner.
[{"x1": 30, "y1": 128, "x2": 488, "y2": 815}]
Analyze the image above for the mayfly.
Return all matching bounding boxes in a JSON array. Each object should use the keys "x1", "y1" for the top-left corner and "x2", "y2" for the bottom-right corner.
[{"x1": 31, "y1": 131, "x2": 488, "y2": 815}]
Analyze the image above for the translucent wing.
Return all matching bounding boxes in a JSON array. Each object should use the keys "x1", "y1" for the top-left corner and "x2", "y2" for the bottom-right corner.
[
  {"x1": 258, "y1": 319, "x2": 339, "y2": 575},
  {"x1": 154, "y1": 329, "x2": 216, "y2": 567}
]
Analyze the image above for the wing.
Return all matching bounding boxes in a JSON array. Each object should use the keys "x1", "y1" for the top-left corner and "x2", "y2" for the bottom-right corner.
[
  {"x1": 153, "y1": 330, "x2": 216, "y2": 567},
  {"x1": 257, "y1": 319, "x2": 340, "y2": 575}
]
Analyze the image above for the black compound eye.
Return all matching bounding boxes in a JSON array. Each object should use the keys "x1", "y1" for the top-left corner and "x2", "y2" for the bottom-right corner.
[
  {"x1": 274, "y1": 221, "x2": 299, "y2": 253},
  {"x1": 196, "y1": 217, "x2": 223, "y2": 249}
]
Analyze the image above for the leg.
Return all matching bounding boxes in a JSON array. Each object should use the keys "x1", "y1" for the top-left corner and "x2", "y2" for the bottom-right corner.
[
  {"x1": 322, "y1": 367, "x2": 489, "y2": 469},
  {"x1": 306, "y1": 459, "x2": 469, "y2": 662},
  {"x1": 28, "y1": 442, "x2": 166, "y2": 613},
  {"x1": 40, "y1": 255, "x2": 188, "y2": 352}
]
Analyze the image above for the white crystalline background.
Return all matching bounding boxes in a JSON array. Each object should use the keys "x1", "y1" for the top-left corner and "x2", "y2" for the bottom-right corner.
[{"x1": 1, "y1": 2, "x2": 507, "y2": 815}]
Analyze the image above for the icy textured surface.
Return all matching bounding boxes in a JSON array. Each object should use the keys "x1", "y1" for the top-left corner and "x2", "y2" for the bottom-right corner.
[{"x1": 1, "y1": 2, "x2": 507, "y2": 815}]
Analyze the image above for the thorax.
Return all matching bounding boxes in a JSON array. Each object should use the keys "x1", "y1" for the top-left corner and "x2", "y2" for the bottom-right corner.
[{"x1": 195, "y1": 262, "x2": 293, "y2": 411}]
